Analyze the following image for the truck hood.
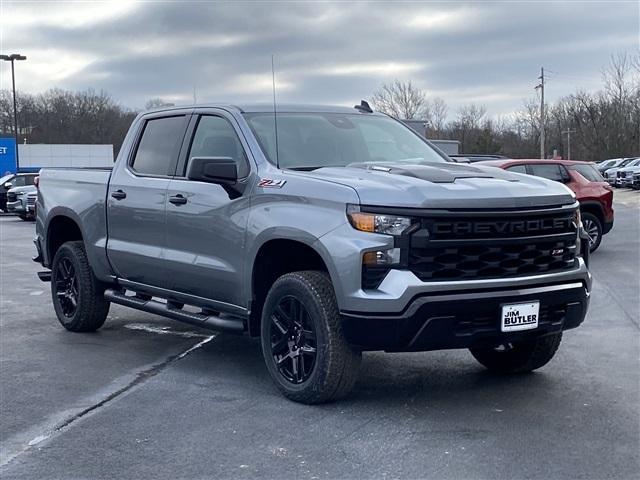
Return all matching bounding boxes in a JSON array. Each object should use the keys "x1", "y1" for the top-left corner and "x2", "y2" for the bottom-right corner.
[
  {"x1": 7, "y1": 185, "x2": 37, "y2": 195},
  {"x1": 295, "y1": 162, "x2": 575, "y2": 209}
]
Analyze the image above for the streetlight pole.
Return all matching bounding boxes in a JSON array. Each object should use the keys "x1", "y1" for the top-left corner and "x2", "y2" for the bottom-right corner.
[
  {"x1": 535, "y1": 67, "x2": 545, "y2": 159},
  {"x1": 562, "y1": 129, "x2": 576, "y2": 160},
  {"x1": 1, "y1": 53, "x2": 27, "y2": 171}
]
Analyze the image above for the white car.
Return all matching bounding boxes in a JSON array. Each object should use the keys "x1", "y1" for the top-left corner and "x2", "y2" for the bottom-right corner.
[
  {"x1": 603, "y1": 157, "x2": 639, "y2": 185},
  {"x1": 597, "y1": 158, "x2": 625, "y2": 174},
  {"x1": 618, "y1": 165, "x2": 640, "y2": 188},
  {"x1": 6, "y1": 184, "x2": 37, "y2": 220}
]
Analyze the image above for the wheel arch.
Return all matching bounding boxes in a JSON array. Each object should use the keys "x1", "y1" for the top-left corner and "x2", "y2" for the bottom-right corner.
[
  {"x1": 247, "y1": 233, "x2": 340, "y2": 337},
  {"x1": 579, "y1": 201, "x2": 605, "y2": 226},
  {"x1": 45, "y1": 209, "x2": 85, "y2": 266}
]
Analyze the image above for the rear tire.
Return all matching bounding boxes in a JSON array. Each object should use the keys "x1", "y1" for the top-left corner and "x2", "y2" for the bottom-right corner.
[
  {"x1": 581, "y1": 212, "x2": 602, "y2": 252},
  {"x1": 260, "y1": 271, "x2": 361, "y2": 404},
  {"x1": 470, "y1": 333, "x2": 562, "y2": 373},
  {"x1": 51, "y1": 241, "x2": 110, "y2": 332}
]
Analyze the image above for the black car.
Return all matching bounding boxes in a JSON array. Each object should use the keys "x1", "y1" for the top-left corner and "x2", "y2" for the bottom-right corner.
[{"x1": 0, "y1": 173, "x2": 37, "y2": 212}]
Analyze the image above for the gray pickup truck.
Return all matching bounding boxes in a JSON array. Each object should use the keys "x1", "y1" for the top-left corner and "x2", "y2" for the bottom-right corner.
[{"x1": 34, "y1": 103, "x2": 592, "y2": 403}]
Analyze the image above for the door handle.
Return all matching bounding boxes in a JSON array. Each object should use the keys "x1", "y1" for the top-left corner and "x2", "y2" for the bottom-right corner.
[
  {"x1": 111, "y1": 190, "x2": 126, "y2": 200},
  {"x1": 169, "y1": 194, "x2": 188, "y2": 205}
]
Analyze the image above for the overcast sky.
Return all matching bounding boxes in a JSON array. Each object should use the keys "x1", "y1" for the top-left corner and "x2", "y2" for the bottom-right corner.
[{"x1": 1, "y1": 1, "x2": 638, "y2": 117}]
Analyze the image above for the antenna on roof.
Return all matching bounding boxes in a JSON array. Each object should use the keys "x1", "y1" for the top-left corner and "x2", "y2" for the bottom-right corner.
[
  {"x1": 354, "y1": 100, "x2": 373, "y2": 113},
  {"x1": 271, "y1": 55, "x2": 280, "y2": 169}
]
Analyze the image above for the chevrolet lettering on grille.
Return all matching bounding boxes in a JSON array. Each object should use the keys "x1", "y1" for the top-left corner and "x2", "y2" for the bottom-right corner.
[{"x1": 433, "y1": 217, "x2": 573, "y2": 236}]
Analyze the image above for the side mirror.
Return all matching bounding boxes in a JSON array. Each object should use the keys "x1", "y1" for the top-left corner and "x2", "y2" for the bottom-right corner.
[
  {"x1": 187, "y1": 157, "x2": 238, "y2": 184},
  {"x1": 4, "y1": 182, "x2": 12, "y2": 189}
]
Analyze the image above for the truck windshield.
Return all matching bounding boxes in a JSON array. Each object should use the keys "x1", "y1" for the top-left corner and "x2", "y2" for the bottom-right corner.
[{"x1": 243, "y1": 113, "x2": 447, "y2": 169}]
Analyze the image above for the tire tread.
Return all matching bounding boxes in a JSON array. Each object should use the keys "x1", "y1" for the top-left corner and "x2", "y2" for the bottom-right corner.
[{"x1": 51, "y1": 241, "x2": 109, "y2": 332}]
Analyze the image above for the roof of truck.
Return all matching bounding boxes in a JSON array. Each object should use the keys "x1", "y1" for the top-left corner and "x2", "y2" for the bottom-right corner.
[{"x1": 145, "y1": 103, "x2": 385, "y2": 115}]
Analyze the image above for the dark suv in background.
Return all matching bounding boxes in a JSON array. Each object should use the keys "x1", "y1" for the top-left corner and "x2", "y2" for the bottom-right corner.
[
  {"x1": 0, "y1": 173, "x2": 38, "y2": 212},
  {"x1": 479, "y1": 159, "x2": 614, "y2": 252}
]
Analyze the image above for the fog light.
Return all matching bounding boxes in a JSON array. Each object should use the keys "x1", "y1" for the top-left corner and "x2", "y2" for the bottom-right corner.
[{"x1": 363, "y1": 248, "x2": 401, "y2": 266}]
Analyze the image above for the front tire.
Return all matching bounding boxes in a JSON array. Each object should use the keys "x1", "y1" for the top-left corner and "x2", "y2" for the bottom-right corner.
[
  {"x1": 582, "y1": 212, "x2": 602, "y2": 252},
  {"x1": 51, "y1": 241, "x2": 110, "y2": 332},
  {"x1": 260, "y1": 271, "x2": 361, "y2": 404},
  {"x1": 470, "y1": 333, "x2": 562, "y2": 373}
]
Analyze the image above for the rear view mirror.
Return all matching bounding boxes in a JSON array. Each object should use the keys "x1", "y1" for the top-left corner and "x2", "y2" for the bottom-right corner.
[{"x1": 187, "y1": 157, "x2": 238, "y2": 184}]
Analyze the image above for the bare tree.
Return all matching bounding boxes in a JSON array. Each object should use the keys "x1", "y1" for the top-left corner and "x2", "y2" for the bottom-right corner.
[
  {"x1": 427, "y1": 97, "x2": 448, "y2": 138},
  {"x1": 0, "y1": 88, "x2": 137, "y2": 155},
  {"x1": 145, "y1": 98, "x2": 175, "y2": 110},
  {"x1": 371, "y1": 80, "x2": 427, "y2": 119}
]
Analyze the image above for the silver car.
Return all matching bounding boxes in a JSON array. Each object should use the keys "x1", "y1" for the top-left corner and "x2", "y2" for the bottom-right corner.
[
  {"x1": 616, "y1": 164, "x2": 640, "y2": 187},
  {"x1": 6, "y1": 184, "x2": 37, "y2": 220},
  {"x1": 604, "y1": 157, "x2": 639, "y2": 185}
]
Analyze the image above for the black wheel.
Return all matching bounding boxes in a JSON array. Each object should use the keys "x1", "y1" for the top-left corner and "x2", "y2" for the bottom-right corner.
[
  {"x1": 581, "y1": 212, "x2": 602, "y2": 252},
  {"x1": 51, "y1": 241, "x2": 110, "y2": 332},
  {"x1": 470, "y1": 333, "x2": 562, "y2": 373},
  {"x1": 260, "y1": 271, "x2": 361, "y2": 404}
]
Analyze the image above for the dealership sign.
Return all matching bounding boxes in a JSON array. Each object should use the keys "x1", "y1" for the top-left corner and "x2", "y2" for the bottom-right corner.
[{"x1": 0, "y1": 138, "x2": 17, "y2": 174}]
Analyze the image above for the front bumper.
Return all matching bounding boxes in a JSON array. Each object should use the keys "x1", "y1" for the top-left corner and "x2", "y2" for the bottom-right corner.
[
  {"x1": 620, "y1": 178, "x2": 634, "y2": 187},
  {"x1": 6, "y1": 199, "x2": 27, "y2": 213},
  {"x1": 342, "y1": 282, "x2": 589, "y2": 352}
]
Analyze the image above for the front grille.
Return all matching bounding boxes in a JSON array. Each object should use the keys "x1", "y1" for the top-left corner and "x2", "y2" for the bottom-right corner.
[
  {"x1": 26, "y1": 196, "x2": 36, "y2": 206},
  {"x1": 409, "y1": 240, "x2": 576, "y2": 281},
  {"x1": 7, "y1": 192, "x2": 17, "y2": 202},
  {"x1": 361, "y1": 207, "x2": 578, "y2": 289},
  {"x1": 619, "y1": 171, "x2": 627, "y2": 178},
  {"x1": 409, "y1": 210, "x2": 578, "y2": 281}
]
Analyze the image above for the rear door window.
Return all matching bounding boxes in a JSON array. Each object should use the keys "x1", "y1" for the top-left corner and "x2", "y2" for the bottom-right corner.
[
  {"x1": 529, "y1": 163, "x2": 565, "y2": 182},
  {"x1": 131, "y1": 116, "x2": 187, "y2": 176},
  {"x1": 570, "y1": 164, "x2": 604, "y2": 182},
  {"x1": 506, "y1": 164, "x2": 527, "y2": 174}
]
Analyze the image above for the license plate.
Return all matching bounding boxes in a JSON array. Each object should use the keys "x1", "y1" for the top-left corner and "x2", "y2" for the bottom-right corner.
[{"x1": 501, "y1": 301, "x2": 540, "y2": 332}]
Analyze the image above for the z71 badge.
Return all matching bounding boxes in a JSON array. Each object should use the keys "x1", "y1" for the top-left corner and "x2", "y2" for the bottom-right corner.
[{"x1": 258, "y1": 178, "x2": 286, "y2": 188}]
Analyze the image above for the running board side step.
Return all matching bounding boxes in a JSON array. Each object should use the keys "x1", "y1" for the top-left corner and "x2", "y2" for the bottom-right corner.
[
  {"x1": 104, "y1": 289, "x2": 245, "y2": 333},
  {"x1": 37, "y1": 271, "x2": 52, "y2": 282}
]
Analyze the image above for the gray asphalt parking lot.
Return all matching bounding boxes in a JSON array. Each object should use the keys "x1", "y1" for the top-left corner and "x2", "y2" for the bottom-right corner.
[{"x1": 1, "y1": 192, "x2": 638, "y2": 479}]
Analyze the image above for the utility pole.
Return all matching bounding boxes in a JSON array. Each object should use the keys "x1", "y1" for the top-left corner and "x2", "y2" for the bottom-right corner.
[
  {"x1": 562, "y1": 129, "x2": 576, "y2": 160},
  {"x1": 535, "y1": 67, "x2": 545, "y2": 159},
  {"x1": 0, "y1": 53, "x2": 27, "y2": 171}
]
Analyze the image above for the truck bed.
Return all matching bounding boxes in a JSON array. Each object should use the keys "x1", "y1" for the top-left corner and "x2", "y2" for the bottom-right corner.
[{"x1": 36, "y1": 167, "x2": 113, "y2": 280}]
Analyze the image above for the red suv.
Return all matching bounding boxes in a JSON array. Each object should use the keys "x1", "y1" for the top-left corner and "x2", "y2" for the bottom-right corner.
[{"x1": 478, "y1": 159, "x2": 614, "y2": 252}]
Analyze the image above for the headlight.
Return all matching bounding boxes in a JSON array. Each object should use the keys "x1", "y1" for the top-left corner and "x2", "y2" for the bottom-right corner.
[
  {"x1": 347, "y1": 206, "x2": 413, "y2": 236},
  {"x1": 574, "y1": 209, "x2": 582, "y2": 254},
  {"x1": 16, "y1": 191, "x2": 25, "y2": 196},
  {"x1": 573, "y1": 209, "x2": 582, "y2": 229}
]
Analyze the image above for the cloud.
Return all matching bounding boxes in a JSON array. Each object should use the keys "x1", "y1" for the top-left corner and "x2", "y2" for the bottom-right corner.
[{"x1": 1, "y1": 1, "x2": 637, "y2": 115}]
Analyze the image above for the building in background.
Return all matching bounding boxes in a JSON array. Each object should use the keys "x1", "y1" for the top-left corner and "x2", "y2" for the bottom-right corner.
[
  {"x1": 400, "y1": 120, "x2": 460, "y2": 156},
  {"x1": 0, "y1": 138, "x2": 113, "y2": 173}
]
